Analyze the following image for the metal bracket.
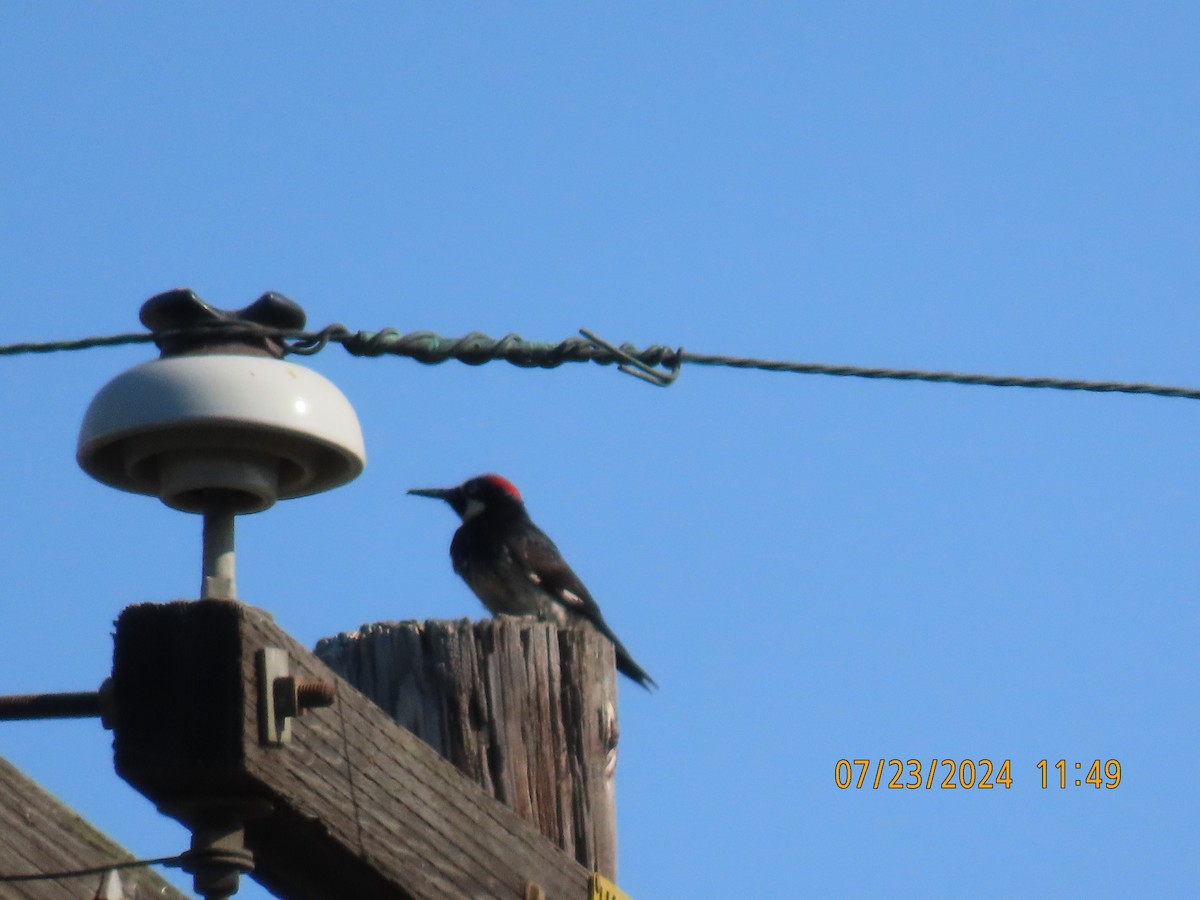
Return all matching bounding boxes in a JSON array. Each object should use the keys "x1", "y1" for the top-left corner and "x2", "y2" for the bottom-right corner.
[
  {"x1": 256, "y1": 647, "x2": 336, "y2": 746},
  {"x1": 256, "y1": 647, "x2": 292, "y2": 746}
]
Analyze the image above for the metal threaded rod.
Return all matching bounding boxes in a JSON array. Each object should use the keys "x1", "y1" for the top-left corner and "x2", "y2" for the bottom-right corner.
[{"x1": 0, "y1": 691, "x2": 102, "y2": 721}]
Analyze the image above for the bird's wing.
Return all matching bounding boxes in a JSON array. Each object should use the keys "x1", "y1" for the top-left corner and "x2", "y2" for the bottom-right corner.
[
  {"x1": 511, "y1": 524, "x2": 658, "y2": 690},
  {"x1": 510, "y1": 526, "x2": 604, "y2": 617}
]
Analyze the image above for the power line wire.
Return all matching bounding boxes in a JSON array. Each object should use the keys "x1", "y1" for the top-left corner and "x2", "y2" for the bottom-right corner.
[
  {"x1": 2, "y1": 324, "x2": 1198, "y2": 401},
  {"x1": 677, "y1": 352, "x2": 1200, "y2": 400},
  {"x1": 0, "y1": 332, "x2": 156, "y2": 355},
  {"x1": 0, "y1": 854, "x2": 183, "y2": 882}
]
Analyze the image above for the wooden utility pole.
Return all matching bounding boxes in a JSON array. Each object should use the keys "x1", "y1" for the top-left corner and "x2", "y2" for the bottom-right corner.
[
  {"x1": 314, "y1": 618, "x2": 621, "y2": 878},
  {"x1": 109, "y1": 600, "x2": 599, "y2": 899}
]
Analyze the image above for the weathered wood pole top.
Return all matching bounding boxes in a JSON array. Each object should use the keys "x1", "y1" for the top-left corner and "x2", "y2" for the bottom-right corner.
[{"x1": 315, "y1": 618, "x2": 621, "y2": 878}]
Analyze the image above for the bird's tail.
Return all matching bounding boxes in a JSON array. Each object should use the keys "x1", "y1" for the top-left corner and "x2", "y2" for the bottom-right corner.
[{"x1": 612, "y1": 636, "x2": 657, "y2": 691}]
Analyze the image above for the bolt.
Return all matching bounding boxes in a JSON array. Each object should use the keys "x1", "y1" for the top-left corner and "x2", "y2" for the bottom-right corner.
[{"x1": 295, "y1": 680, "x2": 336, "y2": 711}]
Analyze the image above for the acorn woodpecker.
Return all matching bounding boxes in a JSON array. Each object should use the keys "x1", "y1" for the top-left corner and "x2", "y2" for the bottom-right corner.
[{"x1": 408, "y1": 474, "x2": 657, "y2": 690}]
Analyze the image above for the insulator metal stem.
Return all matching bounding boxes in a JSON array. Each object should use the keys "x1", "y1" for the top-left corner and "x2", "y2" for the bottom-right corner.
[{"x1": 202, "y1": 509, "x2": 237, "y2": 599}]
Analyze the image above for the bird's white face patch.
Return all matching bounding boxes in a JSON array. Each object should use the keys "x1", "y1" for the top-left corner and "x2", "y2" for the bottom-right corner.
[{"x1": 460, "y1": 497, "x2": 486, "y2": 522}]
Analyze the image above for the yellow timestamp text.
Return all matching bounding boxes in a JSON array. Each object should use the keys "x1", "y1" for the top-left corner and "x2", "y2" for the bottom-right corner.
[
  {"x1": 1036, "y1": 758, "x2": 1122, "y2": 789},
  {"x1": 834, "y1": 758, "x2": 1122, "y2": 790}
]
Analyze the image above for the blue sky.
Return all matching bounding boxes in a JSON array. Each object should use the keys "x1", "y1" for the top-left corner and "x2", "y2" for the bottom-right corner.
[{"x1": 2, "y1": 4, "x2": 1198, "y2": 897}]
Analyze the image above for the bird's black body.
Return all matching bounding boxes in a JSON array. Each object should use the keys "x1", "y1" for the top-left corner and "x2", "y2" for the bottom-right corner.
[{"x1": 409, "y1": 474, "x2": 656, "y2": 689}]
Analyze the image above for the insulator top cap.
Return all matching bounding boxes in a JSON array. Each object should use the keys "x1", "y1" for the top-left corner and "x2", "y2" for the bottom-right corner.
[{"x1": 76, "y1": 292, "x2": 366, "y2": 514}]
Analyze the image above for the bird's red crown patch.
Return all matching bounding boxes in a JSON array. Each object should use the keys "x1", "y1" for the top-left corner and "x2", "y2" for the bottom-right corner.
[{"x1": 481, "y1": 474, "x2": 522, "y2": 500}]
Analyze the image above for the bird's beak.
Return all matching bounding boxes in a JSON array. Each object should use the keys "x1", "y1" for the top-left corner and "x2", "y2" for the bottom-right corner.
[{"x1": 407, "y1": 486, "x2": 455, "y2": 501}]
